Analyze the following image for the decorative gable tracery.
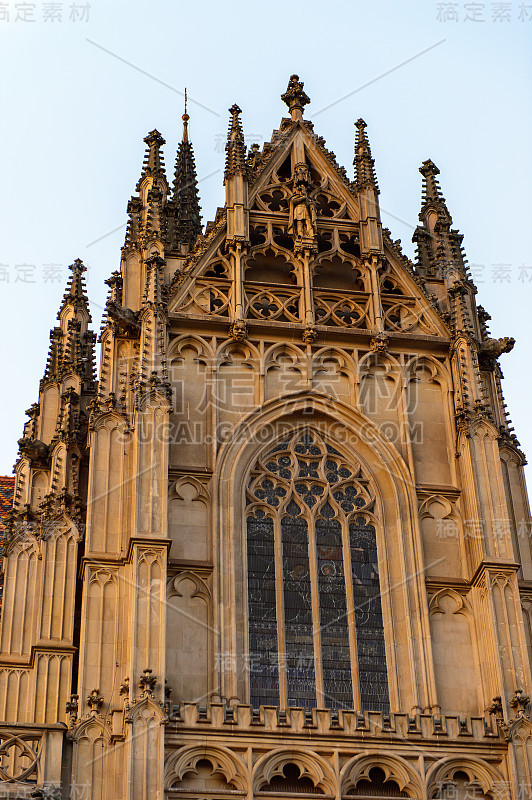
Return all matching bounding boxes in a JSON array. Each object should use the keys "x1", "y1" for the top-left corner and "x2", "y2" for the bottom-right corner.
[
  {"x1": 172, "y1": 238, "x2": 445, "y2": 343},
  {"x1": 167, "y1": 94, "x2": 447, "y2": 345}
]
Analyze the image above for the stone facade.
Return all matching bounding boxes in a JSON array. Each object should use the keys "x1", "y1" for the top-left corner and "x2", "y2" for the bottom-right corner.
[{"x1": 1, "y1": 75, "x2": 531, "y2": 799}]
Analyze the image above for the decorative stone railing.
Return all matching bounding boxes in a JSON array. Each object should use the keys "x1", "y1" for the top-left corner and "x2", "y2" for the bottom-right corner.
[
  {"x1": 168, "y1": 702, "x2": 501, "y2": 743},
  {"x1": 0, "y1": 723, "x2": 65, "y2": 793}
]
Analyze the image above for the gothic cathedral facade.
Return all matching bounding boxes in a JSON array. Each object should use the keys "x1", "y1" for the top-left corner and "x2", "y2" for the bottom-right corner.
[{"x1": 1, "y1": 76, "x2": 531, "y2": 799}]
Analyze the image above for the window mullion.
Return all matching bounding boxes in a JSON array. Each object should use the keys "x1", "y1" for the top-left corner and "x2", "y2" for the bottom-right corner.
[{"x1": 274, "y1": 513, "x2": 287, "y2": 708}]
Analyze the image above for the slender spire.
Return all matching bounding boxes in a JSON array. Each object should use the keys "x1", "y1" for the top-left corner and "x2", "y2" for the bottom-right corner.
[
  {"x1": 123, "y1": 130, "x2": 168, "y2": 249},
  {"x1": 43, "y1": 259, "x2": 96, "y2": 386},
  {"x1": 15, "y1": 258, "x2": 96, "y2": 517},
  {"x1": 353, "y1": 119, "x2": 379, "y2": 192},
  {"x1": 58, "y1": 258, "x2": 91, "y2": 321},
  {"x1": 136, "y1": 129, "x2": 167, "y2": 190},
  {"x1": 224, "y1": 104, "x2": 248, "y2": 180},
  {"x1": 281, "y1": 74, "x2": 310, "y2": 121},
  {"x1": 413, "y1": 159, "x2": 466, "y2": 279},
  {"x1": 419, "y1": 159, "x2": 450, "y2": 214},
  {"x1": 170, "y1": 93, "x2": 202, "y2": 248},
  {"x1": 353, "y1": 119, "x2": 383, "y2": 256}
]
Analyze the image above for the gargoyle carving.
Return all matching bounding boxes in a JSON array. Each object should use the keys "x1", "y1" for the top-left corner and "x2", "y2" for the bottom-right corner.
[
  {"x1": 478, "y1": 336, "x2": 515, "y2": 360},
  {"x1": 106, "y1": 301, "x2": 140, "y2": 334},
  {"x1": 17, "y1": 437, "x2": 50, "y2": 463}
]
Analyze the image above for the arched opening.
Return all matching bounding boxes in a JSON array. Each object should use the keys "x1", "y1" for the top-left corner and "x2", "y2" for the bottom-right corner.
[
  {"x1": 313, "y1": 258, "x2": 365, "y2": 291},
  {"x1": 347, "y1": 767, "x2": 409, "y2": 798},
  {"x1": 246, "y1": 429, "x2": 389, "y2": 711},
  {"x1": 245, "y1": 253, "x2": 296, "y2": 285},
  {"x1": 260, "y1": 763, "x2": 323, "y2": 794},
  {"x1": 431, "y1": 770, "x2": 488, "y2": 800},
  {"x1": 171, "y1": 758, "x2": 237, "y2": 792}
]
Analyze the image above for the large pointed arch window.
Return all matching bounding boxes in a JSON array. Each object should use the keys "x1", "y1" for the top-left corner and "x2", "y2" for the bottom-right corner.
[{"x1": 246, "y1": 430, "x2": 389, "y2": 711}]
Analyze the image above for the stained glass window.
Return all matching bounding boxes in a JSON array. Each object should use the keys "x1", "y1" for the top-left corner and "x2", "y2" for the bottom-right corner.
[
  {"x1": 246, "y1": 430, "x2": 389, "y2": 711},
  {"x1": 316, "y1": 506, "x2": 352, "y2": 709},
  {"x1": 247, "y1": 510, "x2": 279, "y2": 706},
  {"x1": 282, "y1": 502, "x2": 316, "y2": 707},
  {"x1": 350, "y1": 520, "x2": 389, "y2": 713}
]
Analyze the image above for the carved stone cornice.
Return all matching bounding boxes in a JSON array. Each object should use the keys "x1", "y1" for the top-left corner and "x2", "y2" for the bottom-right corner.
[
  {"x1": 125, "y1": 537, "x2": 171, "y2": 564},
  {"x1": 167, "y1": 702, "x2": 502, "y2": 744},
  {"x1": 0, "y1": 645, "x2": 77, "y2": 671},
  {"x1": 425, "y1": 577, "x2": 470, "y2": 592},
  {"x1": 471, "y1": 560, "x2": 521, "y2": 587}
]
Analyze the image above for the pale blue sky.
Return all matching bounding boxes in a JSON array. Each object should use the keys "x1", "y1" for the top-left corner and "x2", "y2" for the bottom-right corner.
[{"x1": 0, "y1": 0, "x2": 531, "y2": 480}]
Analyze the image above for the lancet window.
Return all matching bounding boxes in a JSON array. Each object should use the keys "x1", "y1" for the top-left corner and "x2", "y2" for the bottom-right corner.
[{"x1": 246, "y1": 430, "x2": 389, "y2": 711}]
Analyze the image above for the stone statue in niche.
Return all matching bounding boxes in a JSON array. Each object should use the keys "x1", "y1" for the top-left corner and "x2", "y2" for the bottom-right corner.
[{"x1": 288, "y1": 163, "x2": 317, "y2": 240}]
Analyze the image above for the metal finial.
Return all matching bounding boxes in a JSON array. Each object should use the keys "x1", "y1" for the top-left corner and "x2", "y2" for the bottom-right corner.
[{"x1": 182, "y1": 88, "x2": 189, "y2": 142}]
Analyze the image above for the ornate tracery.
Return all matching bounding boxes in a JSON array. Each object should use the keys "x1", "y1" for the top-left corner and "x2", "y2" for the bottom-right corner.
[{"x1": 246, "y1": 430, "x2": 389, "y2": 711}]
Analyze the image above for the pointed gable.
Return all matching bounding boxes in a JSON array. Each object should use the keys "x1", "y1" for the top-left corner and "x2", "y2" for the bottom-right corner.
[
  {"x1": 167, "y1": 75, "x2": 450, "y2": 344},
  {"x1": 248, "y1": 120, "x2": 359, "y2": 224}
]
